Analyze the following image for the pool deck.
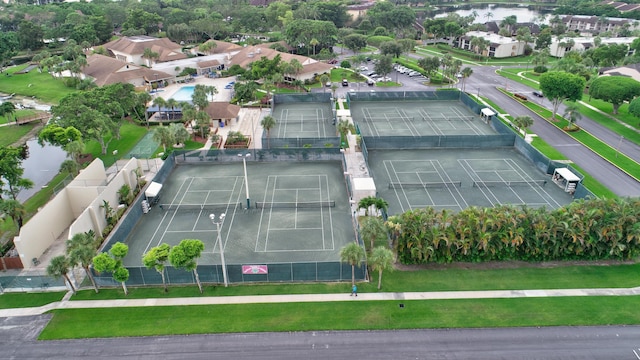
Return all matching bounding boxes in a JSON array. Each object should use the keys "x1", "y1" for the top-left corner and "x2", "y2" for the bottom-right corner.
[{"x1": 154, "y1": 76, "x2": 265, "y2": 150}]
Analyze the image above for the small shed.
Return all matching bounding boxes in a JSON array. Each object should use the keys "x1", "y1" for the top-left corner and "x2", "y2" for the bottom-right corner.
[
  {"x1": 480, "y1": 108, "x2": 496, "y2": 122},
  {"x1": 552, "y1": 168, "x2": 580, "y2": 194},
  {"x1": 145, "y1": 181, "x2": 163, "y2": 204}
]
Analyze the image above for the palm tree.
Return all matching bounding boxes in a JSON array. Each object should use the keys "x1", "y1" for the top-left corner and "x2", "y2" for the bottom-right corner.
[
  {"x1": 60, "y1": 159, "x2": 81, "y2": 177},
  {"x1": 369, "y1": 246, "x2": 394, "y2": 290},
  {"x1": 563, "y1": 102, "x2": 582, "y2": 130},
  {"x1": 358, "y1": 196, "x2": 377, "y2": 216},
  {"x1": 461, "y1": 67, "x2": 473, "y2": 92},
  {"x1": 373, "y1": 197, "x2": 389, "y2": 217},
  {"x1": 512, "y1": 115, "x2": 534, "y2": 135},
  {"x1": 165, "y1": 98, "x2": 179, "y2": 121},
  {"x1": 0, "y1": 102, "x2": 16, "y2": 123},
  {"x1": 66, "y1": 231, "x2": 99, "y2": 293},
  {"x1": 46, "y1": 255, "x2": 76, "y2": 294},
  {"x1": 360, "y1": 216, "x2": 387, "y2": 251},
  {"x1": 260, "y1": 115, "x2": 276, "y2": 148},
  {"x1": 310, "y1": 38, "x2": 319, "y2": 56},
  {"x1": 152, "y1": 97, "x2": 167, "y2": 121},
  {"x1": 136, "y1": 92, "x2": 153, "y2": 128},
  {"x1": 484, "y1": 12, "x2": 494, "y2": 23},
  {"x1": 142, "y1": 48, "x2": 159, "y2": 67},
  {"x1": 319, "y1": 74, "x2": 330, "y2": 93},
  {"x1": 195, "y1": 110, "x2": 211, "y2": 140},
  {"x1": 0, "y1": 199, "x2": 26, "y2": 230},
  {"x1": 153, "y1": 125, "x2": 173, "y2": 152},
  {"x1": 340, "y1": 242, "x2": 365, "y2": 286},
  {"x1": 288, "y1": 59, "x2": 304, "y2": 90}
]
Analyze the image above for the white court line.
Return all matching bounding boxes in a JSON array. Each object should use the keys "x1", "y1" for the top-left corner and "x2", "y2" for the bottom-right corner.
[
  {"x1": 432, "y1": 159, "x2": 468, "y2": 210},
  {"x1": 400, "y1": 108, "x2": 421, "y2": 136},
  {"x1": 502, "y1": 159, "x2": 563, "y2": 208},
  {"x1": 362, "y1": 108, "x2": 380, "y2": 137},
  {"x1": 458, "y1": 159, "x2": 499, "y2": 206},
  {"x1": 383, "y1": 160, "x2": 412, "y2": 213},
  {"x1": 256, "y1": 174, "x2": 335, "y2": 252},
  {"x1": 143, "y1": 177, "x2": 196, "y2": 253}
]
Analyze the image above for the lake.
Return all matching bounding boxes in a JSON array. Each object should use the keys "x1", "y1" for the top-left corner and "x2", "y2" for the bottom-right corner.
[
  {"x1": 17, "y1": 138, "x2": 67, "y2": 202},
  {"x1": 427, "y1": 4, "x2": 555, "y2": 24}
]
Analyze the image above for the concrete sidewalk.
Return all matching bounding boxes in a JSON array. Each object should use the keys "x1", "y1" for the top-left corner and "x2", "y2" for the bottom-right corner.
[{"x1": 3, "y1": 286, "x2": 640, "y2": 318}]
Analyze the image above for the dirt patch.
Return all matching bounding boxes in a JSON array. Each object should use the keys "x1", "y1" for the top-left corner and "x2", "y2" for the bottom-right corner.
[{"x1": 393, "y1": 259, "x2": 636, "y2": 271}]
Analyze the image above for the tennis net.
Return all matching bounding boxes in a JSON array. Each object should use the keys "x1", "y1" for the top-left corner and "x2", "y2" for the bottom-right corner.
[
  {"x1": 361, "y1": 116, "x2": 410, "y2": 123},
  {"x1": 158, "y1": 203, "x2": 243, "y2": 211},
  {"x1": 422, "y1": 115, "x2": 475, "y2": 121},
  {"x1": 472, "y1": 180, "x2": 548, "y2": 188},
  {"x1": 388, "y1": 181, "x2": 462, "y2": 189},
  {"x1": 256, "y1": 201, "x2": 336, "y2": 209}
]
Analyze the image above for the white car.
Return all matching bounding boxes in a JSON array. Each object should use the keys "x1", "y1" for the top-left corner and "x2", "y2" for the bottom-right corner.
[{"x1": 380, "y1": 76, "x2": 392, "y2": 82}]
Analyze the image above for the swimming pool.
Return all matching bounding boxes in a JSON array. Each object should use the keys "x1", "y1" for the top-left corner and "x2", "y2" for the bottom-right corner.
[
  {"x1": 171, "y1": 86, "x2": 195, "y2": 102},
  {"x1": 170, "y1": 85, "x2": 215, "y2": 102}
]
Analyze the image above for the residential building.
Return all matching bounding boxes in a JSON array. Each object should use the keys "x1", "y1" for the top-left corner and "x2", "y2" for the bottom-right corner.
[
  {"x1": 102, "y1": 36, "x2": 187, "y2": 66},
  {"x1": 599, "y1": 63, "x2": 640, "y2": 82},
  {"x1": 561, "y1": 15, "x2": 640, "y2": 36},
  {"x1": 458, "y1": 31, "x2": 526, "y2": 58},
  {"x1": 82, "y1": 54, "x2": 173, "y2": 88},
  {"x1": 549, "y1": 36, "x2": 636, "y2": 57}
]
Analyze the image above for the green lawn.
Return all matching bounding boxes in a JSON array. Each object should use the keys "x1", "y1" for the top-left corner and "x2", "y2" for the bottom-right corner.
[
  {"x1": 0, "y1": 64, "x2": 77, "y2": 104},
  {"x1": 39, "y1": 296, "x2": 640, "y2": 339},
  {"x1": 0, "y1": 109, "x2": 39, "y2": 125},
  {"x1": 0, "y1": 292, "x2": 65, "y2": 309},
  {"x1": 0, "y1": 123, "x2": 38, "y2": 147},
  {"x1": 84, "y1": 123, "x2": 149, "y2": 166}
]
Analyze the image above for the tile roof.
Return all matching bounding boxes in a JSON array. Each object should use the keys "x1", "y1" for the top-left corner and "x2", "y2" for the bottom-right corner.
[
  {"x1": 204, "y1": 102, "x2": 241, "y2": 120},
  {"x1": 103, "y1": 36, "x2": 187, "y2": 62},
  {"x1": 83, "y1": 54, "x2": 172, "y2": 86}
]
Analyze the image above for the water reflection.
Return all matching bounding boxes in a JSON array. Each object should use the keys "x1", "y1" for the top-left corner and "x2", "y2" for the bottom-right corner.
[
  {"x1": 428, "y1": 4, "x2": 554, "y2": 24},
  {"x1": 17, "y1": 138, "x2": 67, "y2": 202}
]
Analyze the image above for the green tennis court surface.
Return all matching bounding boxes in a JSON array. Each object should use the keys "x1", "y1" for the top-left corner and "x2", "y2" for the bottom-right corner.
[
  {"x1": 126, "y1": 131, "x2": 159, "y2": 159},
  {"x1": 121, "y1": 161, "x2": 353, "y2": 267},
  {"x1": 368, "y1": 148, "x2": 574, "y2": 215},
  {"x1": 272, "y1": 102, "x2": 334, "y2": 138},
  {"x1": 350, "y1": 100, "x2": 495, "y2": 137}
]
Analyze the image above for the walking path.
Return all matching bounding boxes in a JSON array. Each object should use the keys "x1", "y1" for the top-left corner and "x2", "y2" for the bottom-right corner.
[{"x1": 2, "y1": 286, "x2": 640, "y2": 318}]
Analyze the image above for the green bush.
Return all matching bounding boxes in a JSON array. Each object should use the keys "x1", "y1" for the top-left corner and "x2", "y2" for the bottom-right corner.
[
  {"x1": 533, "y1": 65, "x2": 548, "y2": 74},
  {"x1": 367, "y1": 35, "x2": 394, "y2": 47}
]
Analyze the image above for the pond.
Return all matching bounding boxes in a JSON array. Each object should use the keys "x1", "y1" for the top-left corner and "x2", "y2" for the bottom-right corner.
[
  {"x1": 16, "y1": 138, "x2": 67, "y2": 202},
  {"x1": 427, "y1": 4, "x2": 555, "y2": 24}
]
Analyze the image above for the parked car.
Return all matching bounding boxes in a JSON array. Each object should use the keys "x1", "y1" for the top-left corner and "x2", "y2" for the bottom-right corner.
[
  {"x1": 533, "y1": 90, "x2": 544, "y2": 98},
  {"x1": 342, "y1": 79, "x2": 349, "y2": 86},
  {"x1": 380, "y1": 76, "x2": 392, "y2": 82},
  {"x1": 326, "y1": 81, "x2": 332, "y2": 87},
  {"x1": 367, "y1": 79, "x2": 375, "y2": 86},
  {"x1": 408, "y1": 71, "x2": 420, "y2": 77}
]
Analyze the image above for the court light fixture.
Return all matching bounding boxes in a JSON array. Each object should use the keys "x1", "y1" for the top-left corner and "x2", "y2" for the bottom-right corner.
[
  {"x1": 238, "y1": 153, "x2": 251, "y2": 209},
  {"x1": 209, "y1": 213, "x2": 228, "y2": 287}
]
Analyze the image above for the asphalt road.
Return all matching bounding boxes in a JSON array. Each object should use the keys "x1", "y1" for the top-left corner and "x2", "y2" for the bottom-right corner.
[
  {"x1": 3, "y1": 316, "x2": 640, "y2": 359},
  {"x1": 466, "y1": 65, "x2": 640, "y2": 197},
  {"x1": 323, "y1": 52, "x2": 640, "y2": 197}
]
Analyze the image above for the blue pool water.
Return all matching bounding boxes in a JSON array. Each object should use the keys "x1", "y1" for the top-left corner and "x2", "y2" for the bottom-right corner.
[{"x1": 171, "y1": 86, "x2": 195, "y2": 102}]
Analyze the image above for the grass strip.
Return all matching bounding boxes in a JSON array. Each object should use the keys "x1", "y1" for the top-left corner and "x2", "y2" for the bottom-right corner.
[
  {"x1": 0, "y1": 123, "x2": 37, "y2": 147},
  {"x1": 0, "y1": 292, "x2": 65, "y2": 309},
  {"x1": 500, "y1": 89, "x2": 640, "y2": 182},
  {"x1": 39, "y1": 296, "x2": 640, "y2": 339},
  {"x1": 71, "y1": 262, "x2": 640, "y2": 301}
]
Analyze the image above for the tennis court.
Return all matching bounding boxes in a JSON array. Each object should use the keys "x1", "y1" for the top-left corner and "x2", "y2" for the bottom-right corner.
[
  {"x1": 368, "y1": 148, "x2": 574, "y2": 215},
  {"x1": 121, "y1": 161, "x2": 353, "y2": 266},
  {"x1": 350, "y1": 100, "x2": 494, "y2": 137},
  {"x1": 272, "y1": 102, "x2": 334, "y2": 138},
  {"x1": 126, "y1": 131, "x2": 159, "y2": 159}
]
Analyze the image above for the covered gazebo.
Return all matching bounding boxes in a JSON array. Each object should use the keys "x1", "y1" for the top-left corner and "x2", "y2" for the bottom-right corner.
[{"x1": 204, "y1": 102, "x2": 241, "y2": 127}]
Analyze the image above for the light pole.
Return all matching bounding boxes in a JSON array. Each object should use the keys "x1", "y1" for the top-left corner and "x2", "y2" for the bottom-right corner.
[
  {"x1": 238, "y1": 153, "x2": 251, "y2": 208},
  {"x1": 209, "y1": 213, "x2": 228, "y2": 287}
]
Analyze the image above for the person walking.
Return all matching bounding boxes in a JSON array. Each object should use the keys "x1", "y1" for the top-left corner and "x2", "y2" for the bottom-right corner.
[{"x1": 351, "y1": 284, "x2": 357, "y2": 297}]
